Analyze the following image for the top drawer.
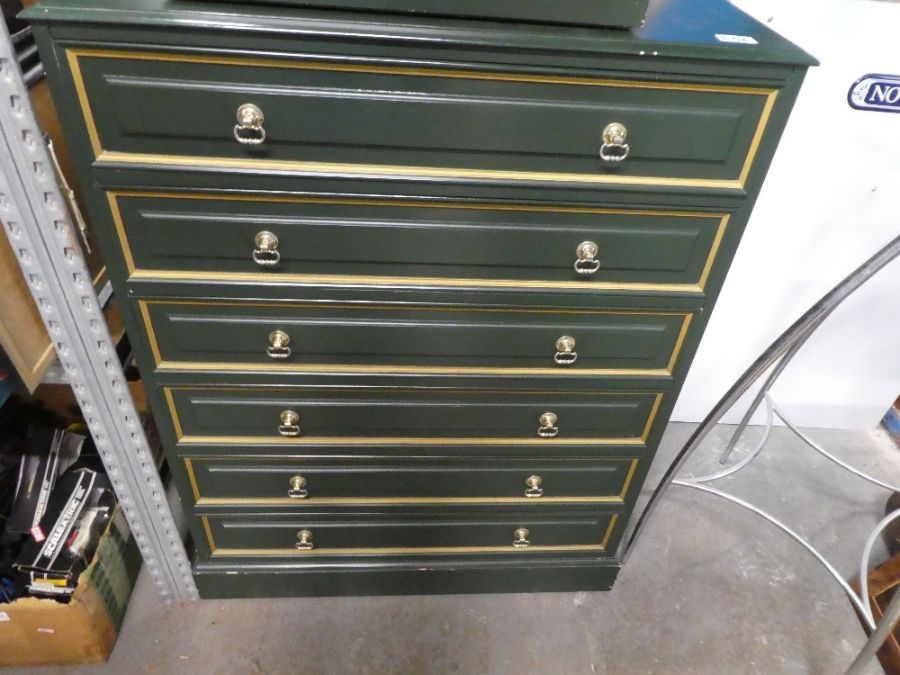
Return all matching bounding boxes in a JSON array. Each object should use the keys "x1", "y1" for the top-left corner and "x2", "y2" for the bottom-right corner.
[{"x1": 68, "y1": 49, "x2": 778, "y2": 190}]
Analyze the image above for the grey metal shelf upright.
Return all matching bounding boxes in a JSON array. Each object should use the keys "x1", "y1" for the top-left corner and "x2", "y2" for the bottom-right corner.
[{"x1": 0, "y1": 20, "x2": 197, "y2": 602}]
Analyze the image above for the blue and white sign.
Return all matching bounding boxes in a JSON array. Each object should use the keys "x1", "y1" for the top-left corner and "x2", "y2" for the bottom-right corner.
[{"x1": 848, "y1": 74, "x2": 900, "y2": 113}]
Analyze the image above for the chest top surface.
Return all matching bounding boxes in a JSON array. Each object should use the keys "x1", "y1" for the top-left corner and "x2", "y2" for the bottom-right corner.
[{"x1": 23, "y1": 0, "x2": 816, "y2": 66}]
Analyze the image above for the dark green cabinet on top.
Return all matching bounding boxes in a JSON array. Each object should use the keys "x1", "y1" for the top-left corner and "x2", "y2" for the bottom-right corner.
[
  {"x1": 26, "y1": 0, "x2": 812, "y2": 598},
  {"x1": 216, "y1": 0, "x2": 650, "y2": 29}
]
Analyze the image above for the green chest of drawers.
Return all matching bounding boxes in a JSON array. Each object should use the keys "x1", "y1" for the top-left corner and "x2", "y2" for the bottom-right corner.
[{"x1": 26, "y1": 0, "x2": 814, "y2": 598}]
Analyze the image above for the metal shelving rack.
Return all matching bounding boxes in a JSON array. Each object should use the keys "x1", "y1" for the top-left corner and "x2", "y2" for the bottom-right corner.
[{"x1": 0, "y1": 22, "x2": 197, "y2": 602}]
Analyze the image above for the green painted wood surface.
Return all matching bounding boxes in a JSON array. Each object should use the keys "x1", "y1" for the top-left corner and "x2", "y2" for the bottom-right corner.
[
  {"x1": 203, "y1": 509, "x2": 618, "y2": 551},
  {"x1": 187, "y1": 456, "x2": 637, "y2": 502},
  {"x1": 193, "y1": 559, "x2": 620, "y2": 597},
  {"x1": 114, "y1": 192, "x2": 723, "y2": 288},
  {"x1": 168, "y1": 387, "x2": 660, "y2": 440},
  {"x1": 22, "y1": 0, "x2": 816, "y2": 67},
  {"x1": 24, "y1": 0, "x2": 813, "y2": 596},
  {"x1": 143, "y1": 300, "x2": 690, "y2": 372},
  {"x1": 215, "y1": 0, "x2": 649, "y2": 29},
  {"x1": 76, "y1": 50, "x2": 767, "y2": 183}
]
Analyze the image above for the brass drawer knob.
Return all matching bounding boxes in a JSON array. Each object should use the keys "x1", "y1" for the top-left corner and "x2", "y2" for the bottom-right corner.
[
  {"x1": 295, "y1": 529, "x2": 315, "y2": 550},
  {"x1": 253, "y1": 230, "x2": 281, "y2": 266},
  {"x1": 288, "y1": 474, "x2": 308, "y2": 499},
  {"x1": 524, "y1": 475, "x2": 544, "y2": 498},
  {"x1": 267, "y1": 330, "x2": 292, "y2": 359},
  {"x1": 278, "y1": 410, "x2": 301, "y2": 437},
  {"x1": 537, "y1": 412, "x2": 558, "y2": 439},
  {"x1": 554, "y1": 336, "x2": 577, "y2": 366},
  {"x1": 234, "y1": 102, "x2": 266, "y2": 145},
  {"x1": 599, "y1": 122, "x2": 629, "y2": 162},
  {"x1": 513, "y1": 528, "x2": 531, "y2": 548},
  {"x1": 574, "y1": 241, "x2": 600, "y2": 276}
]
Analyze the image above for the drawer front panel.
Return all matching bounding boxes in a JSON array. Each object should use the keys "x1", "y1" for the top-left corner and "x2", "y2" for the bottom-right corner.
[
  {"x1": 70, "y1": 49, "x2": 776, "y2": 189},
  {"x1": 185, "y1": 457, "x2": 639, "y2": 505},
  {"x1": 111, "y1": 191, "x2": 728, "y2": 293},
  {"x1": 201, "y1": 510, "x2": 619, "y2": 556},
  {"x1": 141, "y1": 300, "x2": 691, "y2": 377},
  {"x1": 165, "y1": 387, "x2": 662, "y2": 444}
]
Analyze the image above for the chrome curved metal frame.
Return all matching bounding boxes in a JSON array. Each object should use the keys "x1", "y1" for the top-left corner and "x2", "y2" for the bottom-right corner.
[{"x1": 622, "y1": 234, "x2": 900, "y2": 674}]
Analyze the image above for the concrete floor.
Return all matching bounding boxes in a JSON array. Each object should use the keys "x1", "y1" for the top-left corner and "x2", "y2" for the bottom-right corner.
[{"x1": 14, "y1": 422, "x2": 900, "y2": 675}]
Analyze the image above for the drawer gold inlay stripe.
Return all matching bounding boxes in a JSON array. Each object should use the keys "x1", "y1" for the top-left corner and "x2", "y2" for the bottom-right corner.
[
  {"x1": 184, "y1": 457, "x2": 640, "y2": 506},
  {"x1": 130, "y1": 269, "x2": 713, "y2": 295},
  {"x1": 107, "y1": 190, "x2": 729, "y2": 295},
  {"x1": 158, "y1": 363, "x2": 672, "y2": 377},
  {"x1": 201, "y1": 514, "x2": 618, "y2": 556},
  {"x1": 68, "y1": 48, "x2": 777, "y2": 190},
  {"x1": 101, "y1": 151, "x2": 751, "y2": 190},
  {"x1": 181, "y1": 436, "x2": 646, "y2": 446},
  {"x1": 163, "y1": 387, "x2": 184, "y2": 440},
  {"x1": 139, "y1": 300, "x2": 692, "y2": 378}
]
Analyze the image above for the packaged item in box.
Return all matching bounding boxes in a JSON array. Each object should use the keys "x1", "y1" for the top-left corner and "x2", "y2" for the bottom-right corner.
[
  {"x1": 5, "y1": 427, "x2": 84, "y2": 540},
  {"x1": 0, "y1": 506, "x2": 141, "y2": 666},
  {"x1": 14, "y1": 468, "x2": 114, "y2": 596}
]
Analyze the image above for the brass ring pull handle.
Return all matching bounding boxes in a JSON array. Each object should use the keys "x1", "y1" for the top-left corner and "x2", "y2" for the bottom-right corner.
[
  {"x1": 513, "y1": 528, "x2": 531, "y2": 548},
  {"x1": 524, "y1": 475, "x2": 544, "y2": 498},
  {"x1": 599, "y1": 122, "x2": 629, "y2": 162},
  {"x1": 267, "y1": 330, "x2": 292, "y2": 359},
  {"x1": 574, "y1": 241, "x2": 601, "y2": 276},
  {"x1": 278, "y1": 410, "x2": 301, "y2": 437},
  {"x1": 288, "y1": 474, "x2": 308, "y2": 499},
  {"x1": 554, "y1": 336, "x2": 577, "y2": 366},
  {"x1": 252, "y1": 230, "x2": 281, "y2": 266},
  {"x1": 234, "y1": 103, "x2": 266, "y2": 145},
  {"x1": 537, "y1": 412, "x2": 559, "y2": 439},
  {"x1": 295, "y1": 529, "x2": 314, "y2": 550}
]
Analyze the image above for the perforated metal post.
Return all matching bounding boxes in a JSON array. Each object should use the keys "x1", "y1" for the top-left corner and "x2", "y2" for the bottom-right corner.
[{"x1": 0, "y1": 23, "x2": 197, "y2": 602}]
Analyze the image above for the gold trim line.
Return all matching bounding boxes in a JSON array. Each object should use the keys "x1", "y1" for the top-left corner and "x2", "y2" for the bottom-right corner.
[
  {"x1": 179, "y1": 435, "x2": 646, "y2": 447},
  {"x1": 209, "y1": 544, "x2": 607, "y2": 556},
  {"x1": 618, "y1": 458, "x2": 640, "y2": 501},
  {"x1": 100, "y1": 150, "x2": 743, "y2": 190},
  {"x1": 70, "y1": 48, "x2": 774, "y2": 95},
  {"x1": 197, "y1": 496, "x2": 623, "y2": 505},
  {"x1": 665, "y1": 313, "x2": 694, "y2": 375},
  {"x1": 140, "y1": 297, "x2": 689, "y2": 316},
  {"x1": 158, "y1": 361, "x2": 671, "y2": 378},
  {"x1": 131, "y1": 270, "x2": 704, "y2": 294},
  {"x1": 163, "y1": 388, "x2": 184, "y2": 439}
]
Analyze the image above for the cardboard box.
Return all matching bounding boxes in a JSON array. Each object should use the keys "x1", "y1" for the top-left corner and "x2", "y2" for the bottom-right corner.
[{"x1": 0, "y1": 507, "x2": 141, "y2": 666}]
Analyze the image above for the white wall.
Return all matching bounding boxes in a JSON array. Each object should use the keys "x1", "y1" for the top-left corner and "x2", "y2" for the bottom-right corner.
[{"x1": 671, "y1": 0, "x2": 900, "y2": 429}]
